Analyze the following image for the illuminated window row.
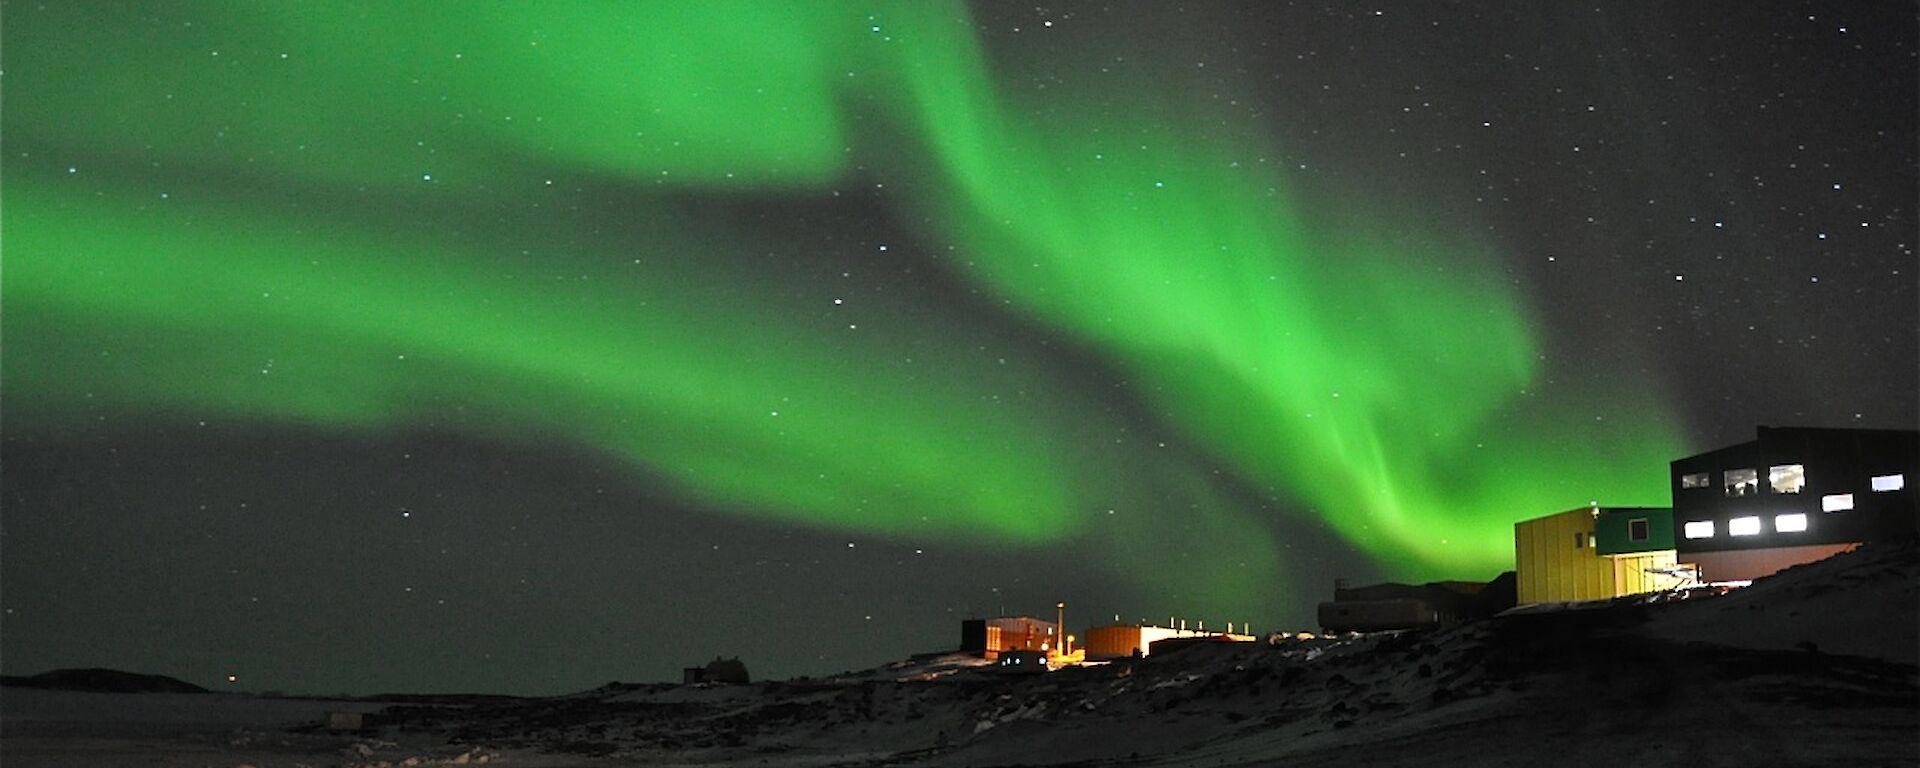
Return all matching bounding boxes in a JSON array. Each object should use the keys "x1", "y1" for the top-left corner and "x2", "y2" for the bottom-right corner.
[
  {"x1": 1686, "y1": 465, "x2": 1805, "y2": 496},
  {"x1": 1683, "y1": 470, "x2": 1905, "y2": 496},
  {"x1": 1711, "y1": 465, "x2": 1805, "y2": 496},
  {"x1": 1682, "y1": 513, "x2": 1808, "y2": 539}
]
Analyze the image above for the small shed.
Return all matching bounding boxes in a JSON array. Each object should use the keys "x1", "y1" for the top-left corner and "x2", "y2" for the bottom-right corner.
[{"x1": 323, "y1": 711, "x2": 366, "y2": 731}]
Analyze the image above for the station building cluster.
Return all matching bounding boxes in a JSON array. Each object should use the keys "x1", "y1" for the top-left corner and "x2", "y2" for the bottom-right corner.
[
  {"x1": 952, "y1": 427, "x2": 1914, "y2": 664},
  {"x1": 1514, "y1": 426, "x2": 1916, "y2": 604},
  {"x1": 1315, "y1": 426, "x2": 1916, "y2": 630}
]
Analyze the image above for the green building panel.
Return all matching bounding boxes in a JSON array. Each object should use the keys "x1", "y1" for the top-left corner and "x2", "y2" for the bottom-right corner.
[{"x1": 1595, "y1": 507, "x2": 1674, "y2": 555}]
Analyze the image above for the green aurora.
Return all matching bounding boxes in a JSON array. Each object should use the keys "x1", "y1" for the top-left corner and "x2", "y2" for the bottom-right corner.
[{"x1": 3, "y1": 2, "x2": 1681, "y2": 599}]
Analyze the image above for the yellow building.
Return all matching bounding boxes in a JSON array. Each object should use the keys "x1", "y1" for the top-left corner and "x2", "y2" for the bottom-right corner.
[{"x1": 1515, "y1": 507, "x2": 1688, "y2": 604}]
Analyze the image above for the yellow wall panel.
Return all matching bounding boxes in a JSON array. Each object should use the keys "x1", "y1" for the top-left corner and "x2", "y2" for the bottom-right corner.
[
  {"x1": 1515, "y1": 508, "x2": 1614, "y2": 603},
  {"x1": 1609, "y1": 550, "x2": 1684, "y2": 597}
]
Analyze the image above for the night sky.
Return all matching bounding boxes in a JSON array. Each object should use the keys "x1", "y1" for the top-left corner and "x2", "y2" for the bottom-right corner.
[{"x1": 3, "y1": 2, "x2": 1913, "y2": 696}]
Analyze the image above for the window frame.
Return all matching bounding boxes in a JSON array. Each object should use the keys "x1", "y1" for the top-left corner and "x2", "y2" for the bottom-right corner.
[
  {"x1": 1723, "y1": 468, "x2": 1759, "y2": 497},
  {"x1": 1768, "y1": 464, "x2": 1806, "y2": 494}
]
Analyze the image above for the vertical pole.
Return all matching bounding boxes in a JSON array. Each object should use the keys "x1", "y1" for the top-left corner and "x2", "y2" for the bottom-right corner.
[{"x1": 1055, "y1": 601, "x2": 1066, "y2": 655}]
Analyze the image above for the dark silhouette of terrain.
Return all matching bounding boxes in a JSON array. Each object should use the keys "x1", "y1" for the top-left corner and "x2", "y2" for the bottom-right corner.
[{"x1": 0, "y1": 667, "x2": 207, "y2": 694}]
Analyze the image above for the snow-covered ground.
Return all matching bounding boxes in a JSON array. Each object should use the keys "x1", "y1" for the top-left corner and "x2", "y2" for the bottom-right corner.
[
  {"x1": 0, "y1": 690, "x2": 403, "y2": 767},
  {"x1": 6, "y1": 543, "x2": 1915, "y2": 767},
  {"x1": 1637, "y1": 541, "x2": 1919, "y2": 664}
]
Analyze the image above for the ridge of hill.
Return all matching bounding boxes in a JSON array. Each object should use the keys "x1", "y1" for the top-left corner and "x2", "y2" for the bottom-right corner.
[{"x1": 0, "y1": 668, "x2": 208, "y2": 694}]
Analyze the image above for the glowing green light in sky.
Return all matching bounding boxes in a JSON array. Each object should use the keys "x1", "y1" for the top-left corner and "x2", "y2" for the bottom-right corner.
[
  {"x1": 2, "y1": 1, "x2": 1680, "y2": 593},
  {"x1": 869, "y1": 14, "x2": 1682, "y2": 571}
]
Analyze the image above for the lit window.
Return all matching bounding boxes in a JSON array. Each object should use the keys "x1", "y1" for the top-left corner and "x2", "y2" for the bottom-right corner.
[
  {"x1": 1628, "y1": 518, "x2": 1649, "y2": 542},
  {"x1": 1822, "y1": 493, "x2": 1854, "y2": 512},
  {"x1": 1728, "y1": 516, "x2": 1762, "y2": 536},
  {"x1": 1680, "y1": 472, "x2": 1710, "y2": 489},
  {"x1": 1769, "y1": 464, "x2": 1805, "y2": 494},
  {"x1": 1871, "y1": 474, "x2": 1905, "y2": 492},
  {"x1": 1775, "y1": 513, "x2": 1808, "y2": 533},
  {"x1": 1684, "y1": 521, "x2": 1715, "y2": 539},
  {"x1": 1723, "y1": 469, "x2": 1759, "y2": 497}
]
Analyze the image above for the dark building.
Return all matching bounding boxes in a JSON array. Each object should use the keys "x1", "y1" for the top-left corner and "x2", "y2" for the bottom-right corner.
[
  {"x1": 1671, "y1": 426, "x2": 1918, "y2": 581},
  {"x1": 1317, "y1": 573, "x2": 1516, "y2": 631},
  {"x1": 682, "y1": 656, "x2": 750, "y2": 685}
]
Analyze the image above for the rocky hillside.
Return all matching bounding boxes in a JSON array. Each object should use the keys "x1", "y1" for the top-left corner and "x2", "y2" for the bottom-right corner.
[{"x1": 361, "y1": 543, "x2": 1918, "y2": 767}]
